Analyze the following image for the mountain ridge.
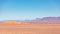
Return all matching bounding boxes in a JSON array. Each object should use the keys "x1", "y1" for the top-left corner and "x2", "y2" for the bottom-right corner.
[{"x1": 0, "y1": 17, "x2": 60, "y2": 24}]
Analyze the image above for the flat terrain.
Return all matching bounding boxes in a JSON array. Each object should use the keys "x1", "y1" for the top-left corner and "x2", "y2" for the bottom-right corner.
[{"x1": 0, "y1": 23, "x2": 60, "y2": 34}]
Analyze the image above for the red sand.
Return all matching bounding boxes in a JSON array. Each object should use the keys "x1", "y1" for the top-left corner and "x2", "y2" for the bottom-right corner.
[{"x1": 0, "y1": 21, "x2": 60, "y2": 34}]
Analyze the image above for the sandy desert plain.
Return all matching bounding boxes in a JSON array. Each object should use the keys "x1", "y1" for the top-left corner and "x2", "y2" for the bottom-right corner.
[{"x1": 0, "y1": 21, "x2": 60, "y2": 34}]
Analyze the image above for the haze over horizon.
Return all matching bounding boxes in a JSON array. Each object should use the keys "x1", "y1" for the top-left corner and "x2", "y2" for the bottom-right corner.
[{"x1": 0, "y1": 0, "x2": 60, "y2": 20}]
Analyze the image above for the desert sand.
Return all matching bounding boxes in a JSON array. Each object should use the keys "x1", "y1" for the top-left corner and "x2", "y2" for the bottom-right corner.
[{"x1": 0, "y1": 21, "x2": 60, "y2": 34}]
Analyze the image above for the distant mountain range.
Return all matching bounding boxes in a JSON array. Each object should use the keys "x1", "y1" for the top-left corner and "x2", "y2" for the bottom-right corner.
[
  {"x1": 0, "y1": 17, "x2": 60, "y2": 24},
  {"x1": 23, "y1": 17, "x2": 60, "y2": 24}
]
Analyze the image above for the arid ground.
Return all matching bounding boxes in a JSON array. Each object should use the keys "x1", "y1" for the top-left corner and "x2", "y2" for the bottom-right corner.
[{"x1": 0, "y1": 21, "x2": 60, "y2": 34}]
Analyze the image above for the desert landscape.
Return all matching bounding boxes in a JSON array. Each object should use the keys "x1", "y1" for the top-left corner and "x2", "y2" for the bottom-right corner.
[
  {"x1": 0, "y1": 20, "x2": 60, "y2": 34},
  {"x1": 1, "y1": 0, "x2": 60, "y2": 34}
]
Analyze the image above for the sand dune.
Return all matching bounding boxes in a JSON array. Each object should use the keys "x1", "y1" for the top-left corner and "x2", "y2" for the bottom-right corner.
[{"x1": 0, "y1": 21, "x2": 60, "y2": 34}]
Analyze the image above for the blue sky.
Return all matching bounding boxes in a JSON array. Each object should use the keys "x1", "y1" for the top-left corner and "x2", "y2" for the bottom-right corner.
[{"x1": 0, "y1": 0, "x2": 60, "y2": 20}]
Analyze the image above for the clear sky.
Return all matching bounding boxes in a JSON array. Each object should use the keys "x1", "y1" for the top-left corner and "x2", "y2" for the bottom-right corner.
[{"x1": 0, "y1": 0, "x2": 60, "y2": 20}]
